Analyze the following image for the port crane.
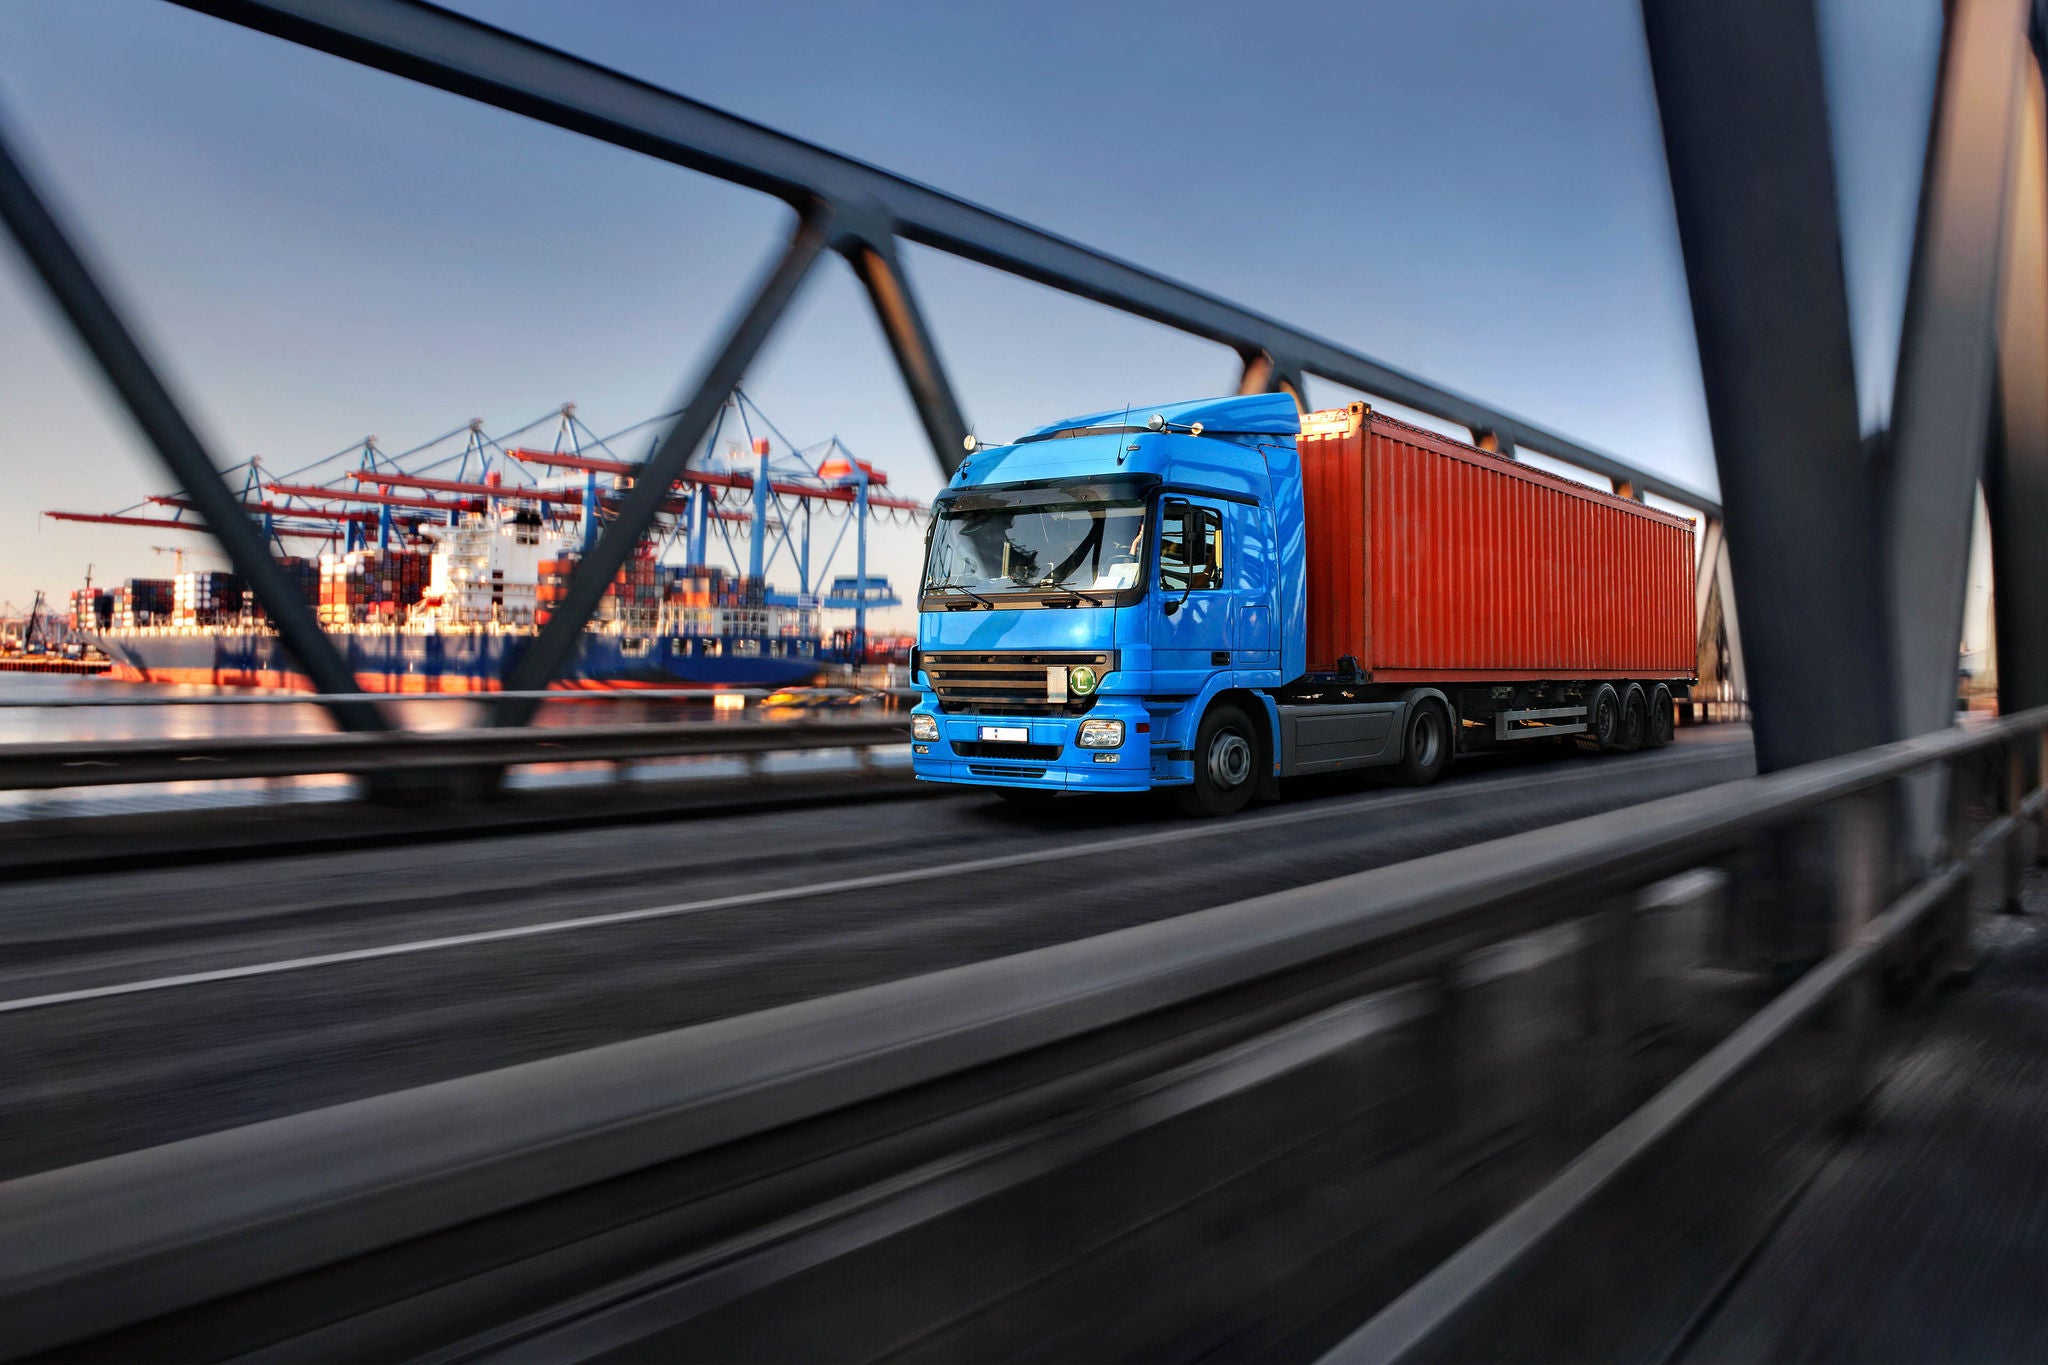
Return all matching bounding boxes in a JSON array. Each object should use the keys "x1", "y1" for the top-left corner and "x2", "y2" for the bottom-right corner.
[{"x1": 43, "y1": 390, "x2": 925, "y2": 664}]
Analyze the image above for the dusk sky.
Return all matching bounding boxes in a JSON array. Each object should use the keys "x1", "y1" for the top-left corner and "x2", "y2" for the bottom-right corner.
[{"x1": 0, "y1": 1, "x2": 1940, "y2": 623}]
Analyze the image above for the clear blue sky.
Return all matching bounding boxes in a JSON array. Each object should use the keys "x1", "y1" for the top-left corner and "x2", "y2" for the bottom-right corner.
[{"x1": 0, "y1": 1, "x2": 1939, "y2": 620}]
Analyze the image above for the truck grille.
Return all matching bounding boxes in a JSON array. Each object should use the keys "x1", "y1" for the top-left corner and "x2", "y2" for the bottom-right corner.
[{"x1": 922, "y1": 650, "x2": 1113, "y2": 716}]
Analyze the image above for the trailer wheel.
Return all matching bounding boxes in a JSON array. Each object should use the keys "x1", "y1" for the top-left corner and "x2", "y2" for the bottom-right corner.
[
  {"x1": 1175, "y1": 702, "x2": 1259, "y2": 817},
  {"x1": 1395, "y1": 699, "x2": 1452, "y2": 786},
  {"x1": 1575, "y1": 684, "x2": 1622, "y2": 752},
  {"x1": 1616, "y1": 684, "x2": 1649, "y2": 753},
  {"x1": 1646, "y1": 684, "x2": 1675, "y2": 748}
]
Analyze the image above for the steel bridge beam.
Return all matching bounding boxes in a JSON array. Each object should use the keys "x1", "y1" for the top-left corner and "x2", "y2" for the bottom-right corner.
[
  {"x1": 497, "y1": 208, "x2": 832, "y2": 712},
  {"x1": 1642, "y1": 0, "x2": 1888, "y2": 772},
  {"x1": 1235, "y1": 350, "x2": 1308, "y2": 412},
  {"x1": 172, "y1": 0, "x2": 1717, "y2": 518},
  {"x1": 1989, "y1": 34, "x2": 2048, "y2": 714},
  {"x1": 839, "y1": 225, "x2": 971, "y2": 478},
  {"x1": 0, "y1": 112, "x2": 385, "y2": 733},
  {"x1": 15, "y1": 0, "x2": 1726, "y2": 721},
  {"x1": 1883, "y1": 0, "x2": 2029, "y2": 743}
]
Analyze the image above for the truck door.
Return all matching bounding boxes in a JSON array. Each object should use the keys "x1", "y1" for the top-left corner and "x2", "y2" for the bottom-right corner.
[
  {"x1": 1229, "y1": 500, "x2": 1277, "y2": 670},
  {"x1": 1152, "y1": 496, "x2": 1233, "y2": 695}
]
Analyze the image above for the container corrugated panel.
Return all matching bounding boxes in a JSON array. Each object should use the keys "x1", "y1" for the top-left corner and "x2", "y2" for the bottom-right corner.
[{"x1": 1299, "y1": 404, "x2": 1695, "y2": 681}]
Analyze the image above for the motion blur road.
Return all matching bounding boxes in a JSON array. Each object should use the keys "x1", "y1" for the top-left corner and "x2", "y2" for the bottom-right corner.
[{"x1": 0, "y1": 727, "x2": 1752, "y2": 1182}]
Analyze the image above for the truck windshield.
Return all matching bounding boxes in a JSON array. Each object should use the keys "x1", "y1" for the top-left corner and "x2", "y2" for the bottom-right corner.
[{"x1": 924, "y1": 495, "x2": 1148, "y2": 602}]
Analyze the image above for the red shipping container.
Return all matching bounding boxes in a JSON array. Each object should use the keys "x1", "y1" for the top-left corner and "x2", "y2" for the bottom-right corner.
[{"x1": 1297, "y1": 403, "x2": 1695, "y2": 682}]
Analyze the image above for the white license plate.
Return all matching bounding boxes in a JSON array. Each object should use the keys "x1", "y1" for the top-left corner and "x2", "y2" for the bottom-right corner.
[{"x1": 979, "y1": 725, "x2": 1030, "y2": 744}]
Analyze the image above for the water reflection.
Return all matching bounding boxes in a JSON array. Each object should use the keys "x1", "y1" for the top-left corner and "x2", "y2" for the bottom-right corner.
[{"x1": 0, "y1": 675, "x2": 906, "y2": 819}]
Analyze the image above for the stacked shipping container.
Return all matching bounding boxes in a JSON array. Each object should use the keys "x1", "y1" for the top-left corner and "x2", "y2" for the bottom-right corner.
[
  {"x1": 69, "y1": 589, "x2": 112, "y2": 632},
  {"x1": 606, "y1": 553, "x2": 661, "y2": 630},
  {"x1": 318, "y1": 549, "x2": 428, "y2": 626},
  {"x1": 534, "y1": 556, "x2": 575, "y2": 627},
  {"x1": 172, "y1": 571, "x2": 247, "y2": 627},
  {"x1": 110, "y1": 579, "x2": 174, "y2": 628}
]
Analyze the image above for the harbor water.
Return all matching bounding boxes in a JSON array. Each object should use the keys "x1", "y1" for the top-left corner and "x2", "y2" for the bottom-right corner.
[{"x1": 0, "y1": 673, "x2": 906, "y2": 821}]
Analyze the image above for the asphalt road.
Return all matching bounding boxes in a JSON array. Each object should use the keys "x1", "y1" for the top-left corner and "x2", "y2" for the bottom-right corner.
[{"x1": 0, "y1": 727, "x2": 1754, "y2": 1182}]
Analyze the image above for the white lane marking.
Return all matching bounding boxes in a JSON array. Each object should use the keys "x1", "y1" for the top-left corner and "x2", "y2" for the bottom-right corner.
[{"x1": 0, "y1": 747, "x2": 1746, "y2": 1015}]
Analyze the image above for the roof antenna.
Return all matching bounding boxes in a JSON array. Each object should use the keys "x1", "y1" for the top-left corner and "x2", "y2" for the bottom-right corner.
[{"x1": 1116, "y1": 403, "x2": 1133, "y2": 466}]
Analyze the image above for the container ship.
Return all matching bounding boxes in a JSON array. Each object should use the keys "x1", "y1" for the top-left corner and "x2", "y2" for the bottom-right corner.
[
  {"x1": 70, "y1": 514, "x2": 828, "y2": 691},
  {"x1": 50, "y1": 395, "x2": 923, "y2": 693}
]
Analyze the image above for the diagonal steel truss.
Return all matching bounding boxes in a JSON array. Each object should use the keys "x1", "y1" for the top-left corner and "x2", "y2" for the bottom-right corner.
[
  {"x1": 1644, "y1": 0, "x2": 2048, "y2": 780},
  {"x1": 6, "y1": 0, "x2": 1725, "y2": 734}
]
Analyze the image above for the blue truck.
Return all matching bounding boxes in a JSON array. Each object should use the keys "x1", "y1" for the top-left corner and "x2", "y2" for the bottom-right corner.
[{"x1": 908, "y1": 394, "x2": 1697, "y2": 816}]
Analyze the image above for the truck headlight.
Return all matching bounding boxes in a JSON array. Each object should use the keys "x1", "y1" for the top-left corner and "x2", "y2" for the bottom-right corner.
[
  {"x1": 1076, "y1": 718, "x2": 1124, "y2": 749},
  {"x1": 911, "y1": 713, "x2": 939, "y2": 742},
  {"x1": 1067, "y1": 664, "x2": 1100, "y2": 695}
]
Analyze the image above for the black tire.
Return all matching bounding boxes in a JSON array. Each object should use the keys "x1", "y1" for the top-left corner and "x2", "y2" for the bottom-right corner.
[
  {"x1": 1575, "y1": 683, "x2": 1622, "y2": 752},
  {"x1": 1615, "y1": 684, "x2": 1648, "y2": 753},
  {"x1": 1645, "y1": 684, "x2": 1675, "y2": 748},
  {"x1": 1395, "y1": 698, "x2": 1452, "y2": 786},
  {"x1": 1174, "y1": 702, "x2": 1260, "y2": 817},
  {"x1": 994, "y1": 787, "x2": 1057, "y2": 808}
]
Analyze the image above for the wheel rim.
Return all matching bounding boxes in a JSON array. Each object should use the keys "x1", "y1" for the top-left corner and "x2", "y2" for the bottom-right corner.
[
  {"x1": 1597, "y1": 697, "x2": 1616, "y2": 742},
  {"x1": 1208, "y1": 729, "x2": 1253, "y2": 788},
  {"x1": 1413, "y1": 711, "x2": 1441, "y2": 767}
]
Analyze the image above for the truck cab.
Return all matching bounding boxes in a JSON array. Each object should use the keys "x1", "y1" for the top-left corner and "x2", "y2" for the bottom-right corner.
[{"x1": 908, "y1": 394, "x2": 1306, "y2": 815}]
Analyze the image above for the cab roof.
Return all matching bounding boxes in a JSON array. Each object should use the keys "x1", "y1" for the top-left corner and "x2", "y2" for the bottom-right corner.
[{"x1": 1016, "y1": 393, "x2": 1302, "y2": 441}]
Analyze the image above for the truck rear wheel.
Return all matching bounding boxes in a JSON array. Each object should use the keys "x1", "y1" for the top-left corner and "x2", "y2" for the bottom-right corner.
[
  {"x1": 1576, "y1": 684, "x2": 1621, "y2": 752},
  {"x1": 1646, "y1": 684, "x2": 1675, "y2": 747},
  {"x1": 1615, "y1": 684, "x2": 1648, "y2": 753},
  {"x1": 1395, "y1": 699, "x2": 1452, "y2": 786},
  {"x1": 1175, "y1": 702, "x2": 1259, "y2": 818}
]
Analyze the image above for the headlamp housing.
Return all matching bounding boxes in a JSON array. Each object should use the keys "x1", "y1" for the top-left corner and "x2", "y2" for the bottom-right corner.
[{"x1": 1077, "y1": 718, "x2": 1124, "y2": 749}]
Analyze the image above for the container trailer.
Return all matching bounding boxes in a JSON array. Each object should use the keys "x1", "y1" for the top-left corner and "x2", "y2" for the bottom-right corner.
[{"x1": 908, "y1": 395, "x2": 1697, "y2": 815}]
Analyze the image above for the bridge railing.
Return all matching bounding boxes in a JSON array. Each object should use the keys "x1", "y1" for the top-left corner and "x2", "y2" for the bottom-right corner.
[
  {"x1": 2, "y1": 705, "x2": 2034, "y2": 1359},
  {"x1": 0, "y1": 714, "x2": 911, "y2": 792}
]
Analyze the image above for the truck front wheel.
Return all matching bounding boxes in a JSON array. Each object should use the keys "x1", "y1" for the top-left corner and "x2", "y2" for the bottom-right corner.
[
  {"x1": 1175, "y1": 702, "x2": 1259, "y2": 818},
  {"x1": 1395, "y1": 699, "x2": 1452, "y2": 786}
]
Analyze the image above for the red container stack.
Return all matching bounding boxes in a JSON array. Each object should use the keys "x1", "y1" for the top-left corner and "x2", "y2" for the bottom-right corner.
[
  {"x1": 318, "y1": 550, "x2": 428, "y2": 626},
  {"x1": 609, "y1": 551, "x2": 661, "y2": 630},
  {"x1": 536, "y1": 555, "x2": 577, "y2": 627},
  {"x1": 1296, "y1": 403, "x2": 1695, "y2": 681}
]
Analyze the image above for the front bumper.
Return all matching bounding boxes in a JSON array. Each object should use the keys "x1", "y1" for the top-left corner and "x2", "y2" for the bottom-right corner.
[{"x1": 910, "y1": 698, "x2": 1154, "y2": 792}]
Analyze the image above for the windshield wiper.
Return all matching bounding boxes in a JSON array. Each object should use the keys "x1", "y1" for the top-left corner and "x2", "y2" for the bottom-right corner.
[
  {"x1": 1032, "y1": 575, "x2": 1108, "y2": 607},
  {"x1": 927, "y1": 581, "x2": 995, "y2": 609}
]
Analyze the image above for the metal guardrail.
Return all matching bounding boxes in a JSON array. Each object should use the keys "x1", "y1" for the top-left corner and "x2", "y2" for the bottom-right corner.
[
  {"x1": 0, "y1": 709, "x2": 2036, "y2": 1358},
  {"x1": 1327, "y1": 762, "x2": 2041, "y2": 1361},
  {"x1": 0, "y1": 716, "x2": 909, "y2": 790}
]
